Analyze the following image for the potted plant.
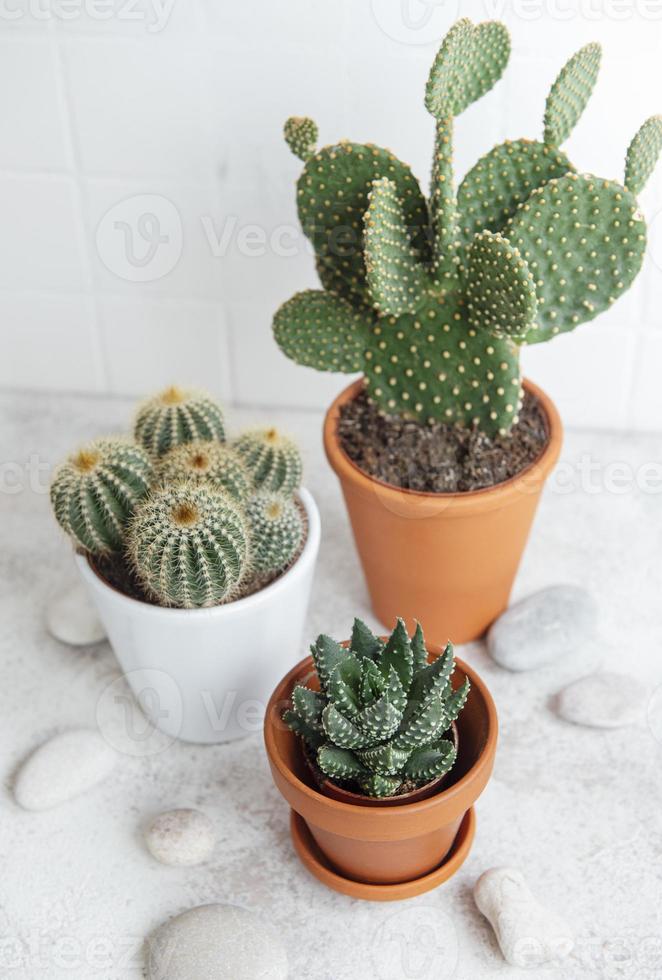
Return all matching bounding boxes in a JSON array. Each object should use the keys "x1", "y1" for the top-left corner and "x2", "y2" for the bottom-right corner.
[
  {"x1": 264, "y1": 618, "x2": 497, "y2": 900},
  {"x1": 273, "y1": 19, "x2": 662, "y2": 643},
  {"x1": 50, "y1": 386, "x2": 320, "y2": 744}
]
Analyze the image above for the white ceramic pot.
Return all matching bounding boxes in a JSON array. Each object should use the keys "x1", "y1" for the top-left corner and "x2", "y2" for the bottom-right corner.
[{"x1": 77, "y1": 488, "x2": 321, "y2": 744}]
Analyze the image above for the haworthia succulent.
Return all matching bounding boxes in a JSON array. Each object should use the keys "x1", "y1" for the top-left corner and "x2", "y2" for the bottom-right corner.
[{"x1": 284, "y1": 619, "x2": 469, "y2": 798}]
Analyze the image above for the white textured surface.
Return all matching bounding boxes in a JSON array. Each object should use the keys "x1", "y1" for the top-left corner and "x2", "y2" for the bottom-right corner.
[
  {"x1": 0, "y1": 2, "x2": 661, "y2": 431},
  {"x1": 2, "y1": 389, "x2": 662, "y2": 978}
]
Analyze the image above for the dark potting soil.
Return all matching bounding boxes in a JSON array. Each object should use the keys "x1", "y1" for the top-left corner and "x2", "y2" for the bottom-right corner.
[{"x1": 337, "y1": 389, "x2": 548, "y2": 494}]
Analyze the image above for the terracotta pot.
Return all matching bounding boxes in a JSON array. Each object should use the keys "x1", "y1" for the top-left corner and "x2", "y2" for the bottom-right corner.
[
  {"x1": 323, "y1": 377, "x2": 562, "y2": 644},
  {"x1": 264, "y1": 649, "x2": 497, "y2": 897}
]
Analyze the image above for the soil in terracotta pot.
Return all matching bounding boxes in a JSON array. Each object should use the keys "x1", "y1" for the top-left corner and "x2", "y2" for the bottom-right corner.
[{"x1": 337, "y1": 388, "x2": 548, "y2": 493}]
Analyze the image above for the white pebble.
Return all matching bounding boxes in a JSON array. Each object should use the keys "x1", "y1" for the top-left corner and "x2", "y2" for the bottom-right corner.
[
  {"x1": 145, "y1": 809, "x2": 215, "y2": 866},
  {"x1": 46, "y1": 582, "x2": 106, "y2": 646},
  {"x1": 14, "y1": 729, "x2": 117, "y2": 811},
  {"x1": 487, "y1": 585, "x2": 597, "y2": 671},
  {"x1": 474, "y1": 867, "x2": 573, "y2": 969},
  {"x1": 556, "y1": 672, "x2": 646, "y2": 728},
  {"x1": 146, "y1": 904, "x2": 288, "y2": 980}
]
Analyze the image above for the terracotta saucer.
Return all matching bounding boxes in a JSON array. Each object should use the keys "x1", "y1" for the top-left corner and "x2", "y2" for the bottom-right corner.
[{"x1": 290, "y1": 806, "x2": 476, "y2": 902}]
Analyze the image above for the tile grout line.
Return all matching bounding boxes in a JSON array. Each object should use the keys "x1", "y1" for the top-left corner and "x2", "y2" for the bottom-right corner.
[{"x1": 50, "y1": 28, "x2": 109, "y2": 392}]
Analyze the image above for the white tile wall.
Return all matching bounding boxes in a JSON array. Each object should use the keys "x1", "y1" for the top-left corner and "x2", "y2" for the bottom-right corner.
[{"x1": 1, "y1": 0, "x2": 661, "y2": 431}]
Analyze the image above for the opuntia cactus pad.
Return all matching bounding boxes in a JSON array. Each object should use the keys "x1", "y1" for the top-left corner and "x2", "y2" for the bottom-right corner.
[{"x1": 273, "y1": 19, "x2": 661, "y2": 437}]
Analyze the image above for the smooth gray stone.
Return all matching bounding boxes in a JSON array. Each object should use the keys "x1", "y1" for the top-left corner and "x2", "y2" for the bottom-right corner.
[
  {"x1": 46, "y1": 582, "x2": 106, "y2": 646},
  {"x1": 556, "y1": 672, "x2": 646, "y2": 728},
  {"x1": 146, "y1": 904, "x2": 288, "y2": 980},
  {"x1": 487, "y1": 585, "x2": 598, "y2": 671},
  {"x1": 14, "y1": 729, "x2": 117, "y2": 810},
  {"x1": 474, "y1": 867, "x2": 573, "y2": 968},
  {"x1": 145, "y1": 809, "x2": 215, "y2": 866}
]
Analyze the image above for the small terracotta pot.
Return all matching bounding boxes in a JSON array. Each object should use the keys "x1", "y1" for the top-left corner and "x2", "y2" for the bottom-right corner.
[
  {"x1": 323, "y1": 377, "x2": 562, "y2": 644},
  {"x1": 264, "y1": 649, "x2": 497, "y2": 896}
]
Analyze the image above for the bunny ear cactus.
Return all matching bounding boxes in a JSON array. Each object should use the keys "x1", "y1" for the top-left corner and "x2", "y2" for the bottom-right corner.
[
  {"x1": 274, "y1": 21, "x2": 660, "y2": 437},
  {"x1": 283, "y1": 618, "x2": 470, "y2": 798}
]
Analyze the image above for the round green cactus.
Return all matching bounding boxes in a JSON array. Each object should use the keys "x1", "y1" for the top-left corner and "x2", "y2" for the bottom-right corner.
[
  {"x1": 134, "y1": 386, "x2": 225, "y2": 458},
  {"x1": 233, "y1": 428, "x2": 302, "y2": 493},
  {"x1": 128, "y1": 483, "x2": 250, "y2": 608},
  {"x1": 156, "y1": 440, "x2": 251, "y2": 504},
  {"x1": 247, "y1": 491, "x2": 304, "y2": 576},
  {"x1": 50, "y1": 438, "x2": 153, "y2": 556}
]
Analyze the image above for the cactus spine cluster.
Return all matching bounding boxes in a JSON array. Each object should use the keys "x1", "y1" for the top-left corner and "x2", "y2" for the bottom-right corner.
[
  {"x1": 284, "y1": 618, "x2": 469, "y2": 798},
  {"x1": 128, "y1": 483, "x2": 250, "y2": 608},
  {"x1": 234, "y1": 428, "x2": 303, "y2": 493},
  {"x1": 51, "y1": 388, "x2": 306, "y2": 609},
  {"x1": 156, "y1": 440, "x2": 251, "y2": 504},
  {"x1": 247, "y1": 491, "x2": 304, "y2": 576},
  {"x1": 273, "y1": 19, "x2": 662, "y2": 436},
  {"x1": 134, "y1": 386, "x2": 226, "y2": 458},
  {"x1": 50, "y1": 438, "x2": 153, "y2": 555}
]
